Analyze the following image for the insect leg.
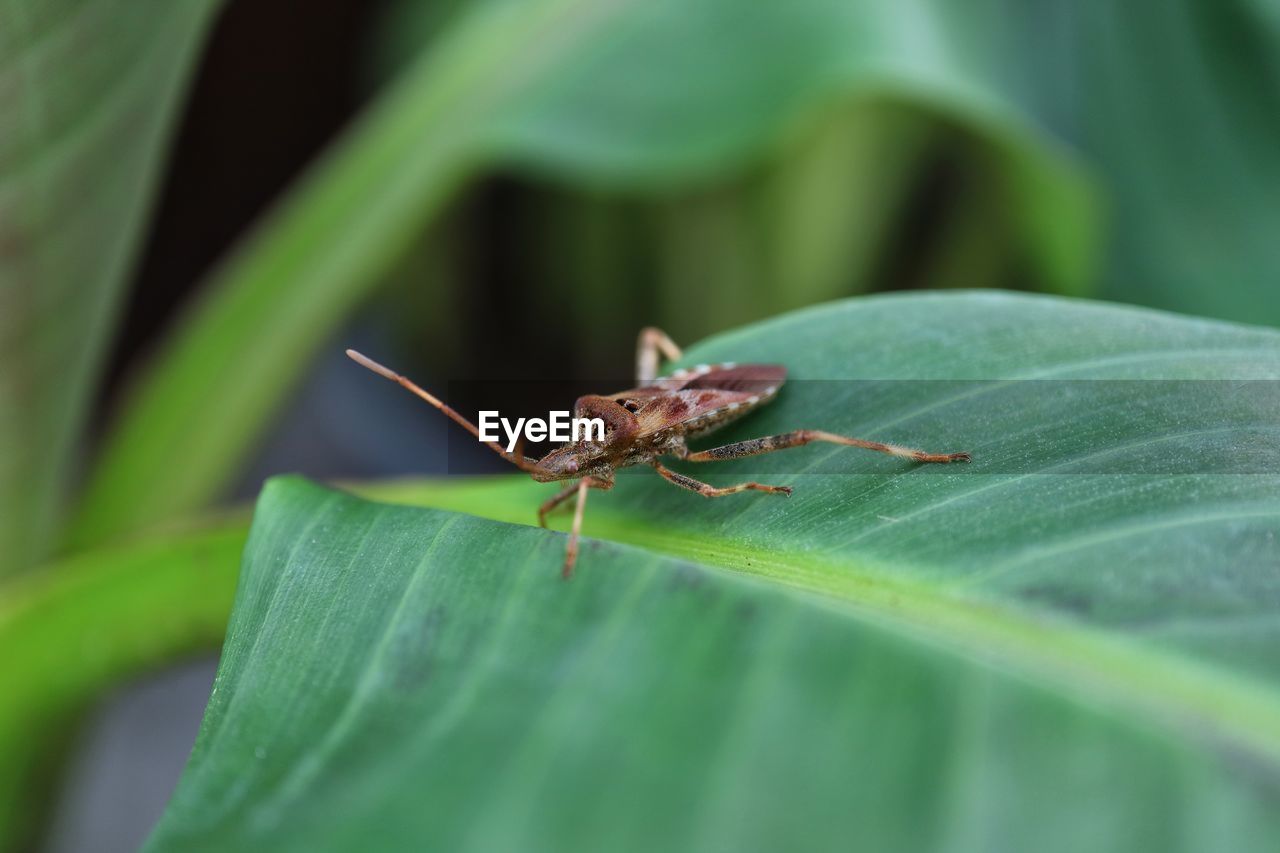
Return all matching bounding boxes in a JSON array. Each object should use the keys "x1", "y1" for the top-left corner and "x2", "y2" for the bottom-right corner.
[
  {"x1": 636, "y1": 327, "x2": 683, "y2": 385},
  {"x1": 539, "y1": 482, "x2": 581, "y2": 528},
  {"x1": 651, "y1": 461, "x2": 792, "y2": 497},
  {"x1": 539, "y1": 476, "x2": 613, "y2": 527},
  {"x1": 563, "y1": 478, "x2": 592, "y2": 579},
  {"x1": 685, "y1": 430, "x2": 970, "y2": 464}
]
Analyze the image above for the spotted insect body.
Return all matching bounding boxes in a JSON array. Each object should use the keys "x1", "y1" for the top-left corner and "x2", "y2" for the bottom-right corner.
[{"x1": 346, "y1": 327, "x2": 969, "y2": 578}]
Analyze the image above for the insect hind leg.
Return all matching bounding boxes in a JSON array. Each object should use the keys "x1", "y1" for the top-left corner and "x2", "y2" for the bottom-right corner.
[
  {"x1": 685, "y1": 430, "x2": 970, "y2": 464},
  {"x1": 636, "y1": 327, "x2": 683, "y2": 385}
]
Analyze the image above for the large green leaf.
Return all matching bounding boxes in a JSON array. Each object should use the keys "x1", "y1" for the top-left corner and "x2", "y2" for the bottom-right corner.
[
  {"x1": 149, "y1": 293, "x2": 1280, "y2": 851},
  {"x1": 1004, "y1": 0, "x2": 1280, "y2": 325},
  {"x1": 0, "y1": 0, "x2": 224, "y2": 573},
  {"x1": 70, "y1": 0, "x2": 1094, "y2": 549}
]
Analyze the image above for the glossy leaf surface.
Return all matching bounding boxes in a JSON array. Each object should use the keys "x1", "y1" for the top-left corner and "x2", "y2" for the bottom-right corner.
[{"x1": 150, "y1": 293, "x2": 1280, "y2": 851}]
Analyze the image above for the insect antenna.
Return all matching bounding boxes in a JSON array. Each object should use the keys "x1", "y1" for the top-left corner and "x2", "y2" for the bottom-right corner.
[{"x1": 345, "y1": 349, "x2": 539, "y2": 473}]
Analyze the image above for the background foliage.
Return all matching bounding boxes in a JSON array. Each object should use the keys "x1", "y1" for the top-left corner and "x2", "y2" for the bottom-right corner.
[{"x1": 0, "y1": 0, "x2": 1278, "y2": 849}]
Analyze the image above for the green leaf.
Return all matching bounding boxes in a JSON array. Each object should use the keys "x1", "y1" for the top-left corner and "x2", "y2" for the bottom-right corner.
[
  {"x1": 1015, "y1": 1, "x2": 1280, "y2": 326},
  {"x1": 0, "y1": 515, "x2": 244, "y2": 851},
  {"x1": 0, "y1": 0, "x2": 224, "y2": 573},
  {"x1": 377, "y1": 0, "x2": 1280, "y2": 327},
  {"x1": 70, "y1": 0, "x2": 1095, "y2": 549},
  {"x1": 150, "y1": 293, "x2": 1280, "y2": 851}
]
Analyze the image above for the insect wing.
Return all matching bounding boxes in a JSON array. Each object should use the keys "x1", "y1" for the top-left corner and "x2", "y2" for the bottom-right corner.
[{"x1": 628, "y1": 364, "x2": 786, "y2": 438}]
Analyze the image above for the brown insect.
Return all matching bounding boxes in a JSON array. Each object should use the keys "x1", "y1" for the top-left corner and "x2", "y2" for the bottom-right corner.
[{"x1": 347, "y1": 328, "x2": 969, "y2": 578}]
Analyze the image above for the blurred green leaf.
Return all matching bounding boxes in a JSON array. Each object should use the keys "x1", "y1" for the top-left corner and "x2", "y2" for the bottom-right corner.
[
  {"x1": 150, "y1": 293, "x2": 1280, "y2": 851},
  {"x1": 70, "y1": 0, "x2": 1095, "y2": 549},
  {"x1": 382, "y1": 0, "x2": 1280, "y2": 323},
  {"x1": 0, "y1": 0, "x2": 224, "y2": 574},
  {"x1": 1008, "y1": 1, "x2": 1280, "y2": 324},
  {"x1": 0, "y1": 515, "x2": 244, "y2": 852}
]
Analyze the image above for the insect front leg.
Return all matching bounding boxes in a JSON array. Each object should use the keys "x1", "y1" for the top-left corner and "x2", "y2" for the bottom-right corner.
[
  {"x1": 538, "y1": 476, "x2": 612, "y2": 527},
  {"x1": 685, "y1": 430, "x2": 970, "y2": 464},
  {"x1": 563, "y1": 478, "x2": 592, "y2": 579},
  {"x1": 540, "y1": 477, "x2": 613, "y2": 578},
  {"x1": 651, "y1": 461, "x2": 792, "y2": 498},
  {"x1": 539, "y1": 482, "x2": 582, "y2": 528},
  {"x1": 636, "y1": 327, "x2": 683, "y2": 385}
]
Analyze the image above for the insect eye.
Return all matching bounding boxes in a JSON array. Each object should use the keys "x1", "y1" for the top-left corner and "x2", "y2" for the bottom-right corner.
[{"x1": 616, "y1": 398, "x2": 641, "y2": 413}]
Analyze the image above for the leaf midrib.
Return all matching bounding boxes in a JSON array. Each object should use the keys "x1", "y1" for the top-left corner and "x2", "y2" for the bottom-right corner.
[{"x1": 357, "y1": 477, "x2": 1280, "y2": 771}]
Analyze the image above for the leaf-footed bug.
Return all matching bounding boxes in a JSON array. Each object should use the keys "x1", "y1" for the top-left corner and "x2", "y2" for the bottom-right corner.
[{"x1": 346, "y1": 328, "x2": 969, "y2": 578}]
